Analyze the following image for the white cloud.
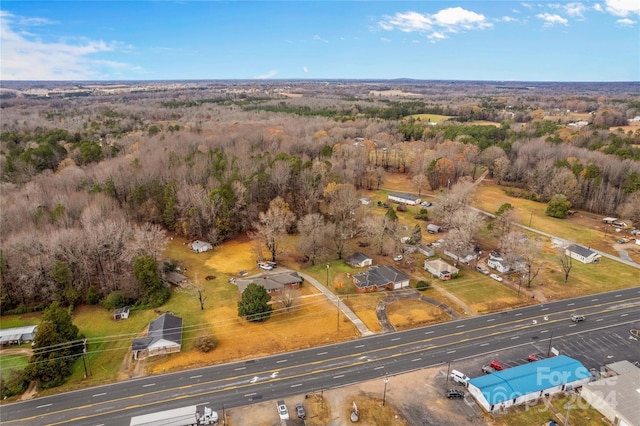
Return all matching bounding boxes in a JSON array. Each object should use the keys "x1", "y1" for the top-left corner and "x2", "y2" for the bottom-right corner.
[
  {"x1": 303, "y1": 66, "x2": 308, "y2": 73},
  {"x1": 563, "y1": 2, "x2": 588, "y2": 18},
  {"x1": 499, "y1": 16, "x2": 518, "y2": 22},
  {"x1": 616, "y1": 17, "x2": 636, "y2": 25},
  {"x1": 593, "y1": 3, "x2": 604, "y2": 12},
  {"x1": 254, "y1": 70, "x2": 278, "y2": 79},
  {"x1": 379, "y1": 7, "x2": 491, "y2": 42},
  {"x1": 605, "y1": 0, "x2": 640, "y2": 17},
  {"x1": 380, "y1": 37, "x2": 391, "y2": 42},
  {"x1": 313, "y1": 34, "x2": 328, "y2": 43},
  {"x1": 0, "y1": 11, "x2": 137, "y2": 80},
  {"x1": 536, "y1": 13, "x2": 569, "y2": 26}
]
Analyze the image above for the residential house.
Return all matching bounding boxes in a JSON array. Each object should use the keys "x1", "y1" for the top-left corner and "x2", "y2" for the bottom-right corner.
[
  {"x1": 352, "y1": 265, "x2": 410, "y2": 293},
  {"x1": 444, "y1": 249, "x2": 478, "y2": 265},
  {"x1": 424, "y1": 259, "x2": 459, "y2": 280},
  {"x1": 165, "y1": 271, "x2": 189, "y2": 287},
  {"x1": 388, "y1": 193, "x2": 421, "y2": 206},
  {"x1": 0, "y1": 325, "x2": 38, "y2": 346},
  {"x1": 113, "y1": 306, "x2": 130, "y2": 320},
  {"x1": 487, "y1": 252, "x2": 524, "y2": 273},
  {"x1": 131, "y1": 313, "x2": 183, "y2": 360},
  {"x1": 235, "y1": 270, "x2": 303, "y2": 297},
  {"x1": 348, "y1": 252, "x2": 373, "y2": 268},
  {"x1": 191, "y1": 240, "x2": 213, "y2": 253},
  {"x1": 565, "y1": 244, "x2": 601, "y2": 264}
]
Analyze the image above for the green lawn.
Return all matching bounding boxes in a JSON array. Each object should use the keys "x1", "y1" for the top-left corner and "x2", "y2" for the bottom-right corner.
[{"x1": 0, "y1": 353, "x2": 29, "y2": 381}]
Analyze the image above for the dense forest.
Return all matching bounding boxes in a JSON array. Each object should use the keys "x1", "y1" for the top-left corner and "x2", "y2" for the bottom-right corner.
[{"x1": 1, "y1": 80, "x2": 639, "y2": 313}]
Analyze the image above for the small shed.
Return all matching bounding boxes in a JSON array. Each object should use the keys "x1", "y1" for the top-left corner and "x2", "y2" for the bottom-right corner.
[
  {"x1": 427, "y1": 224, "x2": 441, "y2": 234},
  {"x1": 417, "y1": 244, "x2": 436, "y2": 257},
  {"x1": 166, "y1": 271, "x2": 189, "y2": 287},
  {"x1": 113, "y1": 306, "x2": 130, "y2": 320},
  {"x1": 191, "y1": 240, "x2": 213, "y2": 253}
]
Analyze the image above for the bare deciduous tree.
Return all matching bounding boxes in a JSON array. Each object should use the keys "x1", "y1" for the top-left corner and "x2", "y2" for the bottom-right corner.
[
  {"x1": 558, "y1": 245, "x2": 573, "y2": 284},
  {"x1": 255, "y1": 197, "x2": 296, "y2": 262},
  {"x1": 278, "y1": 287, "x2": 298, "y2": 312},
  {"x1": 296, "y1": 213, "x2": 330, "y2": 265}
]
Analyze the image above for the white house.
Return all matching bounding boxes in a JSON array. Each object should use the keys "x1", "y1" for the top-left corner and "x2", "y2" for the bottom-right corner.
[
  {"x1": 112, "y1": 306, "x2": 130, "y2": 320},
  {"x1": 0, "y1": 325, "x2": 38, "y2": 346},
  {"x1": 388, "y1": 193, "x2": 421, "y2": 206},
  {"x1": 426, "y1": 224, "x2": 441, "y2": 234},
  {"x1": 191, "y1": 240, "x2": 213, "y2": 253},
  {"x1": 131, "y1": 313, "x2": 183, "y2": 360},
  {"x1": 348, "y1": 252, "x2": 373, "y2": 268},
  {"x1": 424, "y1": 259, "x2": 459, "y2": 280},
  {"x1": 565, "y1": 244, "x2": 601, "y2": 264},
  {"x1": 444, "y1": 249, "x2": 478, "y2": 264}
]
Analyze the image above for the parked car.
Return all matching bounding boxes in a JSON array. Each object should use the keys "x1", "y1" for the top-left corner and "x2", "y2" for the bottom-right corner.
[
  {"x1": 421, "y1": 201, "x2": 433, "y2": 207},
  {"x1": 276, "y1": 401, "x2": 289, "y2": 420},
  {"x1": 476, "y1": 266, "x2": 490, "y2": 275},
  {"x1": 527, "y1": 354, "x2": 541, "y2": 362},
  {"x1": 490, "y1": 273, "x2": 503, "y2": 282},
  {"x1": 490, "y1": 360, "x2": 505, "y2": 371},
  {"x1": 571, "y1": 313, "x2": 586, "y2": 322},
  {"x1": 258, "y1": 262, "x2": 273, "y2": 270},
  {"x1": 295, "y1": 403, "x2": 306, "y2": 419},
  {"x1": 481, "y1": 365, "x2": 495, "y2": 374},
  {"x1": 446, "y1": 389, "x2": 465, "y2": 399},
  {"x1": 450, "y1": 369, "x2": 469, "y2": 384},
  {"x1": 394, "y1": 254, "x2": 404, "y2": 261}
]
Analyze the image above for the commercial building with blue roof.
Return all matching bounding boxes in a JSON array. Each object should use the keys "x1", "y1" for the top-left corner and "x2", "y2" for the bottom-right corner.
[{"x1": 467, "y1": 355, "x2": 591, "y2": 412}]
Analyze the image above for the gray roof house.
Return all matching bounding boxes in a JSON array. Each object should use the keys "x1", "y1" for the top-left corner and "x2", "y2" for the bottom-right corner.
[
  {"x1": 235, "y1": 270, "x2": 303, "y2": 297},
  {"x1": 165, "y1": 271, "x2": 189, "y2": 287},
  {"x1": 388, "y1": 193, "x2": 421, "y2": 206},
  {"x1": 565, "y1": 244, "x2": 601, "y2": 264},
  {"x1": 424, "y1": 259, "x2": 459, "y2": 280},
  {"x1": 352, "y1": 265, "x2": 410, "y2": 293},
  {"x1": 417, "y1": 244, "x2": 436, "y2": 257},
  {"x1": 131, "y1": 313, "x2": 183, "y2": 360},
  {"x1": 348, "y1": 252, "x2": 373, "y2": 268}
]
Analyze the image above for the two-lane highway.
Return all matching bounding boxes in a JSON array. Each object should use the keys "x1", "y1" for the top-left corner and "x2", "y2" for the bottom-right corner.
[{"x1": 2, "y1": 286, "x2": 639, "y2": 425}]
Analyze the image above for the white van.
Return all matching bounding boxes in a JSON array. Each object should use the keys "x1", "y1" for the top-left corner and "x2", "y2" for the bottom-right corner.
[{"x1": 450, "y1": 369, "x2": 469, "y2": 384}]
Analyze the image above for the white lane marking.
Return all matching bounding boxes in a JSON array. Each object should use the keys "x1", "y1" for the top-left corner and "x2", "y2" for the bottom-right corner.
[
  {"x1": 591, "y1": 298, "x2": 599, "y2": 302},
  {"x1": 92, "y1": 393, "x2": 106, "y2": 397},
  {"x1": 486, "y1": 318, "x2": 495, "y2": 322},
  {"x1": 391, "y1": 337, "x2": 401, "y2": 341},
  {"x1": 244, "y1": 392, "x2": 256, "y2": 397},
  {"x1": 456, "y1": 325, "x2": 465, "y2": 328},
  {"x1": 235, "y1": 367, "x2": 246, "y2": 371},
  {"x1": 447, "y1": 350, "x2": 456, "y2": 354},
  {"x1": 425, "y1": 331, "x2": 434, "y2": 334},
  {"x1": 621, "y1": 313, "x2": 629, "y2": 317},
  {"x1": 355, "y1": 344, "x2": 365, "y2": 348},
  {"x1": 511, "y1": 336, "x2": 519, "y2": 340},
  {"x1": 277, "y1": 359, "x2": 287, "y2": 363},
  {"x1": 541, "y1": 308, "x2": 549, "y2": 311},
  {"x1": 480, "y1": 343, "x2": 489, "y2": 346},
  {"x1": 190, "y1": 375, "x2": 202, "y2": 379},
  {"x1": 334, "y1": 374, "x2": 344, "y2": 379},
  {"x1": 615, "y1": 294, "x2": 622, "y2": 297},
  {"x1": 596, "y1": 319, "x2": 604, "y2": 322},
  {"x1": 374, "y1": 366, "x2": 385, "y2": 370},
  {"x1": 143, "y1": 383, "x2": 155, "y2": 387},
  {"x1": 412, "y1": 358, "x2": 421, "y2": 362},
  {"x1": 317, "y1": 351, "x2": 328, "y2": 356},
  {"x1": 37, "y1": 404, "x2": 52, "y2": 409},
  {"x1": 291, "y1": 383, "x2": 302, "y2": 388},
  {"x1": 540, "y1": 330, "x2": 549, "y2": 333},
  {"x1": 567, "y1": 303, "x2": 575, "y2": 306},
  {"x1": 515, "y1": 313, "x2": 522, "y2": 316}
]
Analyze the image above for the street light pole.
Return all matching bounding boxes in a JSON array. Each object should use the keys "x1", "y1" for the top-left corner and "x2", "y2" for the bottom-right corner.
[{"x1": 382, "y1": 376, "x2": 389, "y2": 406}]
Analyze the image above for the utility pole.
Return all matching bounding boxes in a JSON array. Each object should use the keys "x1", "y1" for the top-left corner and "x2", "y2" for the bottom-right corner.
[
  {"x1": 382, "y1": 376, "x2": 389, "y2": 406},
  {"x1": 81, "y1": 338, "x2": 89, "y2": 378}
]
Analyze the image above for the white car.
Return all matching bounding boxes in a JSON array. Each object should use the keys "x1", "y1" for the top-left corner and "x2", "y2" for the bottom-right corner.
[
  {"x1": 490, "y1": 273, "x2": 503, "y2": 282},
  {"x1": 394, "y1": 254, "x2": 403, "y2": 261},
  {"x1": 258, "y1": 262, "x2": 273, "y2": 270},
  {"x1": 276, "y1": 400, "x2": 289, "y2": 420}
]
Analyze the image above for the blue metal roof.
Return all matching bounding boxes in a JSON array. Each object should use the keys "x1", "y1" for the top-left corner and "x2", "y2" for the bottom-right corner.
[{"x1": 468, "y1": 355, "x2": 590, "y2": 405}]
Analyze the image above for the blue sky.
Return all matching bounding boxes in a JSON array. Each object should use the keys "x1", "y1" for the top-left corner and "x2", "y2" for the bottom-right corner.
[{"x1": 1, "y1": 1, "x2": 638, "y2": 82}]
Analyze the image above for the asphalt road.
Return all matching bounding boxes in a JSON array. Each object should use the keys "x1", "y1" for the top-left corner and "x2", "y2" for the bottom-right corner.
[{"x1": 2, "y1": 286, "x2": 639, "y2": 426}]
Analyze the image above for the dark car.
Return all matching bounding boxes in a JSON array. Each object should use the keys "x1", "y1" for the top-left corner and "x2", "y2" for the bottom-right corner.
[
  {"x1": 490, "y1": 360, "x2": 505, "y2": 371},
  {"x1": 446, "y1": 389, "x2": 465, "y2": 399},
  {"x1": 527, "y1": 354, "x2": 541, "y2": 362},
  {"x1": 295, "y1": 403, "x2": 306, "y2": 419}
]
